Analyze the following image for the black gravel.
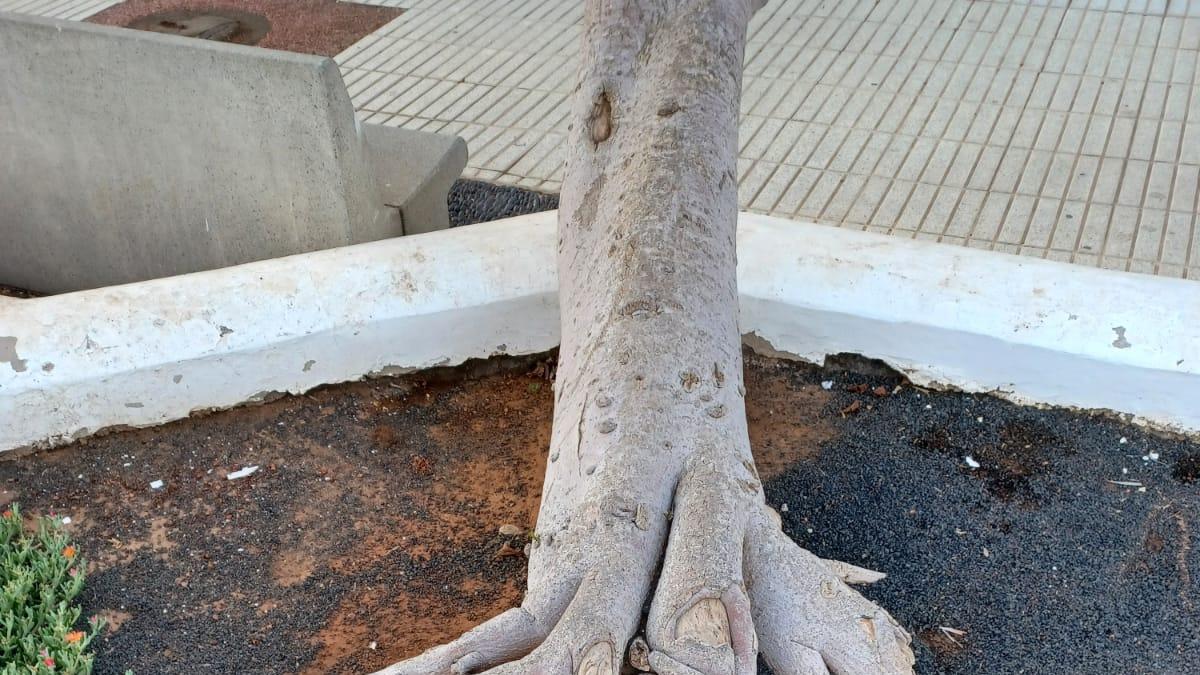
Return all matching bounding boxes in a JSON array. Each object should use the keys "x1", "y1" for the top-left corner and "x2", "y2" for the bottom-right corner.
[
  {"x1": 448, "y1": 179, "x2": 558, "y2": 227},
  {"x1": 757, "y1": 356, "x2": 1200, "y2": 675}
]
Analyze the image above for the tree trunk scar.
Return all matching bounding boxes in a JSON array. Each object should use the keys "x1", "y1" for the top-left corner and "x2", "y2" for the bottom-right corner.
[
  {"x1": 679, "y1": 371, "x2": 700, "y2": 391},
  {"x1": 588, "y1": 89, "x2": 613, "y2": 145},
  {"x1": 635, "y1": 503, "x2": 651, "y2": 530},
  {"x1": 572, "y1": 174, "x2": 606, "y2": 230},
  {"x1": 577, "y1": 640, "x2": 615, "y2": 675},
  {"x1": 575, "y1": 392, "x2": 589, "y2": 468},
  {"x1": 858, "y1": 616, "x2": 878, "y2": 642},
  {"x1": 676, "y1": 597, "x2": 731, "y2": 646}
]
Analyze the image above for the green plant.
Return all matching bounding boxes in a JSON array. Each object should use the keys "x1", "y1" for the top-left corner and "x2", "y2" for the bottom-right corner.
[{"x1": 1, "y1": 505, "x2": 104, "y2": 674}]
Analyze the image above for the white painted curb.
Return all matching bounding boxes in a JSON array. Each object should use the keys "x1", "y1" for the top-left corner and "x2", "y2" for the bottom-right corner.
[
  {"x1": 738, "y1": 214, "x2": 1199, "y2": 433},
  {"x1": 0, "y1": 215, "x2": 560, "y2": 453},
  {"x1": 2, "y1": 211, "x2": 1197, "y2": 453}
]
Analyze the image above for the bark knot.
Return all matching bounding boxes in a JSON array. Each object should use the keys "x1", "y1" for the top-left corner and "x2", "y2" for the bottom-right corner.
[{"x1": 587, "y1": 90, "x2": 613, "y2": 145}]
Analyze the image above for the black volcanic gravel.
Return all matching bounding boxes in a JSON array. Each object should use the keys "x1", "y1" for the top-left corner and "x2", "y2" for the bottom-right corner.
[{"x1": 757, "y1": 358, "x2": 1200, "y2": 675}]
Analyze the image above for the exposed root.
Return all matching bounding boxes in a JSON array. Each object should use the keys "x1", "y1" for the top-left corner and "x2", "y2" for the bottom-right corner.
[
  {"x1": 745, "y1": 513, "x2": 916, "y2": 675},
  {"x1": 371, "y1": 608, "x2": 545, "y2": 675},
  {"x1": 375, "y1": 479, "x2": 913, "y2": 675}
]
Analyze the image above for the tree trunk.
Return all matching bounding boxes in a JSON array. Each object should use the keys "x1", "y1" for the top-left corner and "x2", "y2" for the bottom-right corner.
[{"x1": 376, "y1": 2, "x2": 914, "y2": 674}]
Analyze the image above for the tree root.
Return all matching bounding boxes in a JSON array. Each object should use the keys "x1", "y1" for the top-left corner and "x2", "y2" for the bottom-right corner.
[{"x1": 373, "y1": 460, "x2": 914, "y2": 675}]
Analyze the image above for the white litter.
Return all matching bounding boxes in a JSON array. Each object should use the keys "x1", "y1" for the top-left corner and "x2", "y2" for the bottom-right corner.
[
  {"x1": 369, "y1": 641, "x2": 378, "y2": 651},
  {"x1": 1119, "y1": 437, "x2": 1128, "y2": 444},
  {"x1": 227, "y1": 465, "x2": 259, "y2": 480},
  {"x1": 820, "y1": 380, "x2": 834, "y2": 390},
  {"x1": 1107, "y1": 480, "x2": 1143, "y2": 487},
  {"x1": 1148, "y1": 451, "x2": 1160, "y2": 461},
  {"x1": 61, "y1": 516, "x2": 72, "y2": 524},
  {"x1": 149, "y1": 480, "x2": 164, "y2": 490},
  {"x1": 964, "y1": 456, "x2": 981, "y2": 469}
]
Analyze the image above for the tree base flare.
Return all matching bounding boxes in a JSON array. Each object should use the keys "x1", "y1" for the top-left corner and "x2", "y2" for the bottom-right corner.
[
  {"x1": 373, "y1": 471, "x2": 913, "y2": 675},
  {"x1": 374, "y1": 0, "x2": 915, "y2": 672}
]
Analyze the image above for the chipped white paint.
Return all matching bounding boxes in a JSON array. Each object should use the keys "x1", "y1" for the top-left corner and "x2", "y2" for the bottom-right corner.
[
  {"x1": 0, "y1": 216, "x2": 559, "y2": 453},
  {"x1": 1, "y1": 210, "x2": 1196, "y2": 454},
  {"x1": 737, "y1": 213, "x2": 1200, "y2": 433}
]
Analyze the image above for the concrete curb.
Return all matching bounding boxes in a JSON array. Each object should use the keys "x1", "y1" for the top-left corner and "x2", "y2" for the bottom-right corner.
[{"x1": 2, "y1": 211, "x2": 1196, "y2": 453}]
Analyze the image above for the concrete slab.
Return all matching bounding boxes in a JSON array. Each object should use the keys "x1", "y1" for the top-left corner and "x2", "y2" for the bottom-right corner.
[{"x1": 0, "y1": 12, "x2": 465, "y2": 293}]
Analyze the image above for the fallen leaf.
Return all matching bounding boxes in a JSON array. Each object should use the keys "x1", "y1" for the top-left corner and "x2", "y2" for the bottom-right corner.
[{"x1": 841, "y1": 400, "x2": 862, "y2": 416}]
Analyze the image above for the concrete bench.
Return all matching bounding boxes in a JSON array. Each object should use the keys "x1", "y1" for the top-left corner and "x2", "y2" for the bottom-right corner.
[{"x1": 0, "y1": 12, "x2": 467, "y2": 294}]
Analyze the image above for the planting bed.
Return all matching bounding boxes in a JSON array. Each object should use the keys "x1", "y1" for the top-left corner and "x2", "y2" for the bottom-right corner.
[{"x1": 2, "y1": 352, "x2": 1197, "y2": 674}]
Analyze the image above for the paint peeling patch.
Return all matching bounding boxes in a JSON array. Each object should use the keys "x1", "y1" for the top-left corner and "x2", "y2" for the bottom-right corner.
[
  {"x1": 172, "y1": 374, "x2": 183, "y2": 384},
  {"x1": 125, "y1": 402, "x2": 144, "y2": 408},
  {"x1": 0, "y1": 336, "x2": 28, "y2": 372},
  {"x1": 1112, "y1": 326, "x2": 1132, "y2": 349},
  {"x1": 218, "y1": 325, "x2": 234, "y2": 337},
  {"x1": 303, "y1": 360, "x2": 316, "y2": 372},
  {"x1": 41, "y1": 362, "x2": 54, "y2": 373}
]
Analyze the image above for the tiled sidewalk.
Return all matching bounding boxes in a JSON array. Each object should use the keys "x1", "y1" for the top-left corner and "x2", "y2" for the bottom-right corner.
[
  {"x1": 339, "y1": 0, "x2": 1200, "y2": 279},
  {"x1": 0, "y1": 0, "x2": 118, "y2": 20},
  {"x1": 3, "y1": 0, "x2": 1197, "y2": 278}
]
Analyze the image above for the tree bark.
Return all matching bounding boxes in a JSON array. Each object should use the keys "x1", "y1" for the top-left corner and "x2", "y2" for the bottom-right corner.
[{"x1": 376, "y1": 1, "x2": 914, "y2": 674}]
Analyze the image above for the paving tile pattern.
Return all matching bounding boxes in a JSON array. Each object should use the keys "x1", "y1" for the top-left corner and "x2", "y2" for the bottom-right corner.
[
  {"x1": 339, "y1": 0, "x2": 1200, "y2": 279},
  {"x1": 0, "y1": 0, "x2": 118, "y2": 20}
]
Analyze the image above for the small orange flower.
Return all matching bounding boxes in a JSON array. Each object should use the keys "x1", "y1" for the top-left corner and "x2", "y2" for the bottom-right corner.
[
  {"x1": 62, "y1": 545, "x2": 76, "y2": 559},
  {"x1": 65, "y1": 631, "x2": 85, "y2": 644},
  {"x1": 2, "y1": 510, "x2": 11, "y2": 518}
]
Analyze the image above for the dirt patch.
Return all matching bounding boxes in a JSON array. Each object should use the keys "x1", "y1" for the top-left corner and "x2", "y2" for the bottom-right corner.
[
  {"x1": 89, "y1": 0, "x2": 403, "y2": 56},
  {"x1": 744, "y1": 352, "x2": 833, "y2": 480},
  {"x1": 1, "y1": 358, "x2": 551, "y2": 674}
]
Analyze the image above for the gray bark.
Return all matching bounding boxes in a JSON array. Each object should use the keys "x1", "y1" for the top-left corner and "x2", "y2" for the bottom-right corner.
[{"x1": 375, "y1": 1, "x2": 913, "y2": 673}]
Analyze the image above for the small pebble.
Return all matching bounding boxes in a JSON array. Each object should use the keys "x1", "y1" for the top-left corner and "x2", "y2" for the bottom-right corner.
[
  {"x1": 820, "y1": 380, "x2": 834, "y2": 390},
  {"x1": 150, "y1": 480, "x2": 164, "y2": 490}
]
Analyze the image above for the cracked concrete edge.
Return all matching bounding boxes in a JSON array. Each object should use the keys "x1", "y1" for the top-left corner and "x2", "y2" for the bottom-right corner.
[
  {"x1": 1, "y1": 210, "x2": 1196, "y2": 454},
  {"x1": 736, "y1": 213, "x2": 1200, "y2": 436}
]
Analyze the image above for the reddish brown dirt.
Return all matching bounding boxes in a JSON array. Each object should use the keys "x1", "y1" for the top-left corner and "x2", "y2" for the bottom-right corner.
[
  {"x1": 1, "y1": 356, "x2": 553, "y2": 674},
  {"x1": 743, "y1": 355, "x2": 833, "y2": 481},
  {"x1": 0, "y1": 352, "x2": 834, "y2": 674},
  {"x1": 88, "y1": 0, "x2": 404, "y2": 57}
]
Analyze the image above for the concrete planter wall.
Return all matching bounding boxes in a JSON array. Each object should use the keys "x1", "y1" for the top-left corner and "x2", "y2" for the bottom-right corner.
[{"x1": 2, "y1": 212, "x2": 1196, "y2": 454}]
